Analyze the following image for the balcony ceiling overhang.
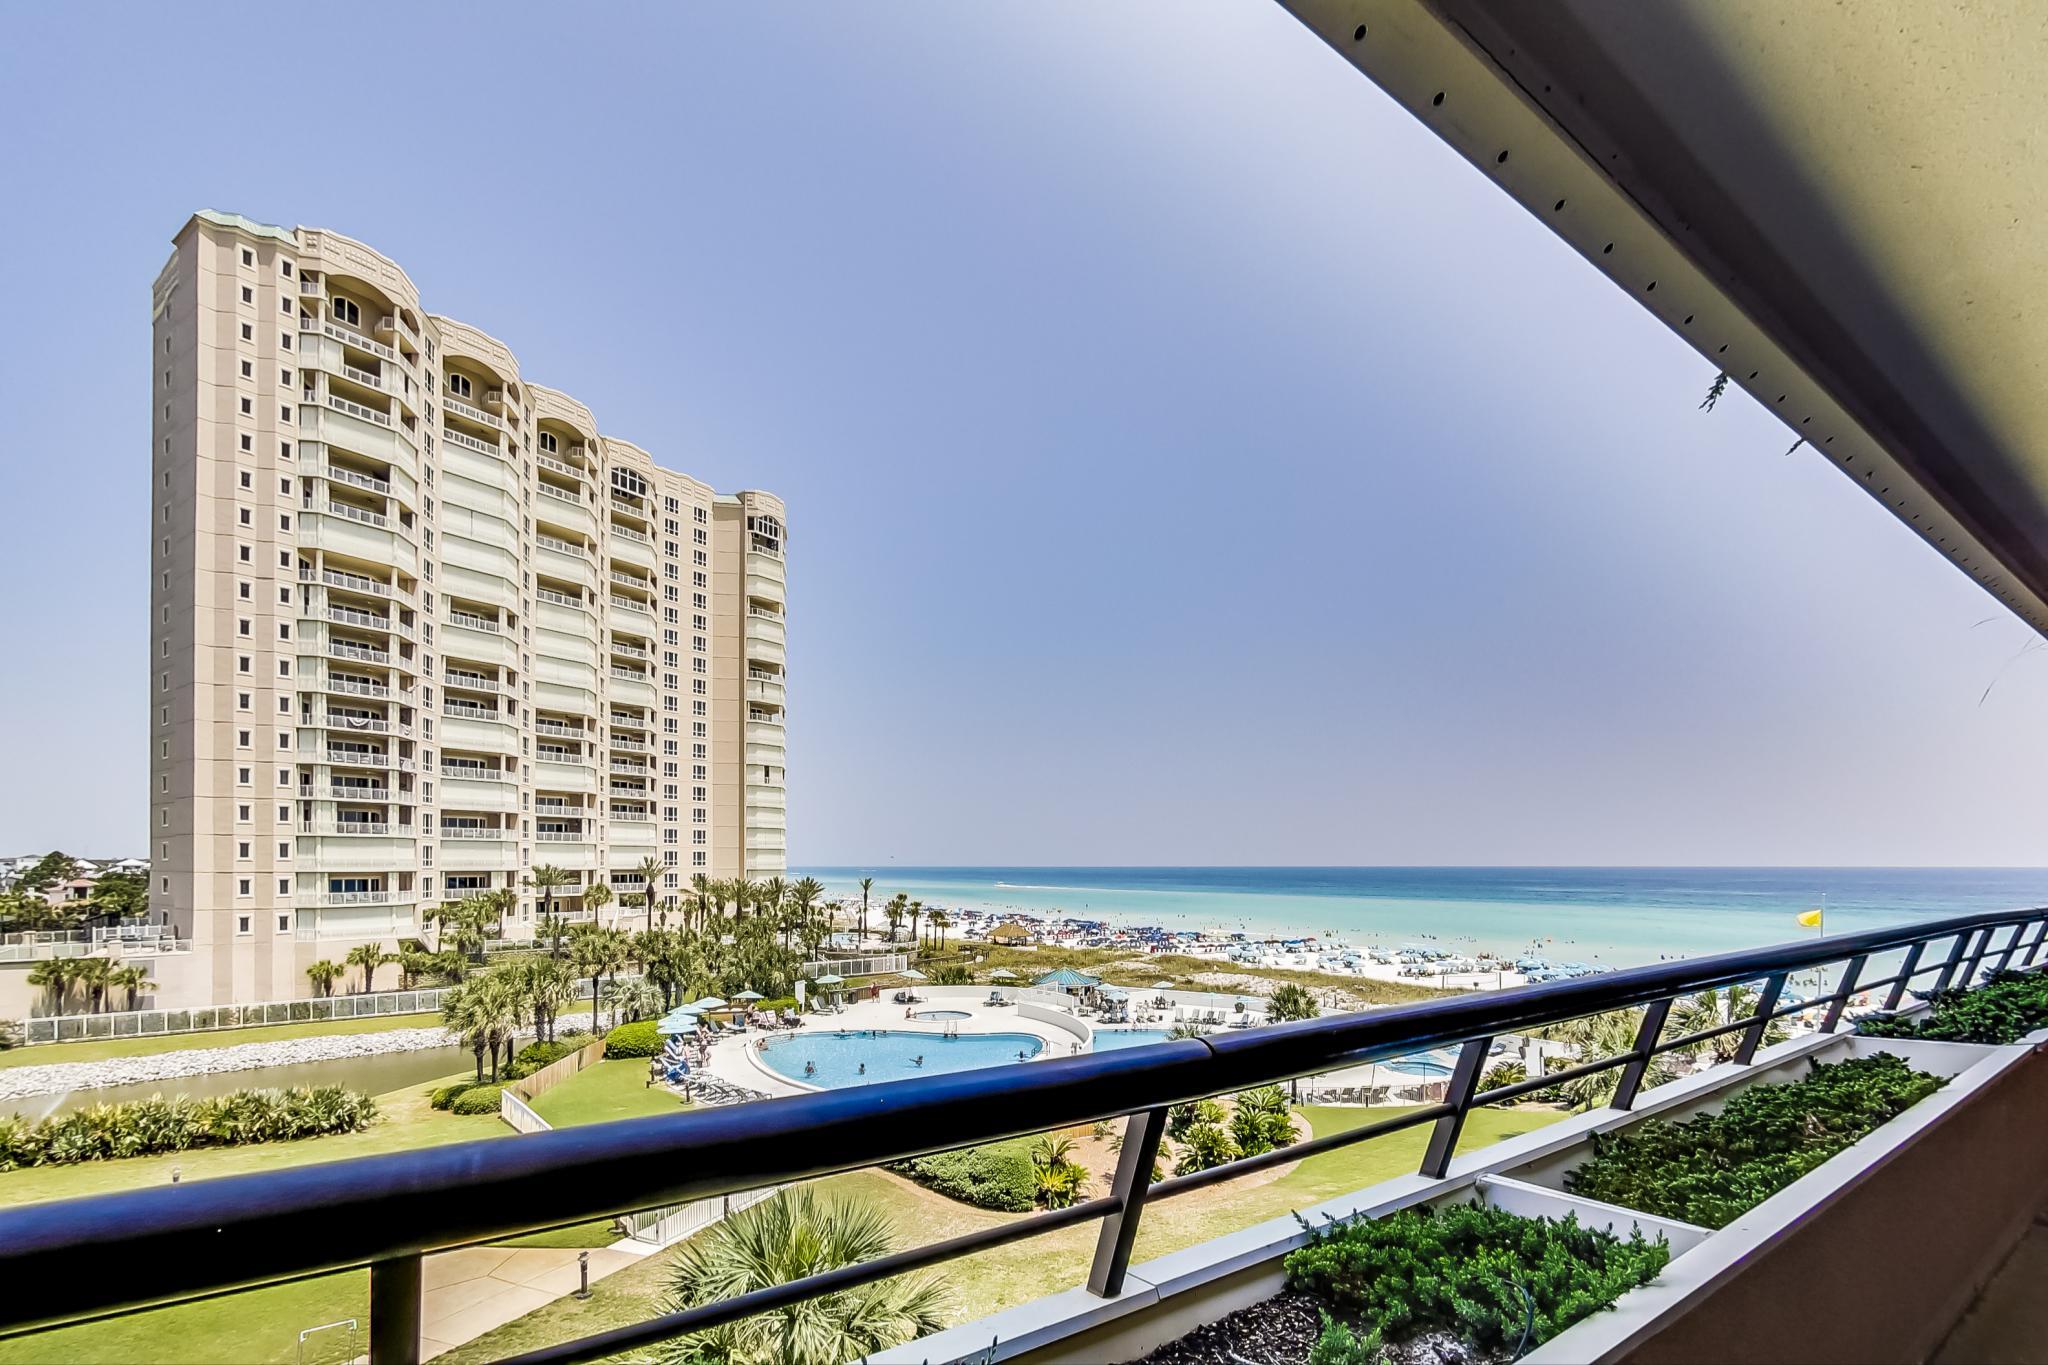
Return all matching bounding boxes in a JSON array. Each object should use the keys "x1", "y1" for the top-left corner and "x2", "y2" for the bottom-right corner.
[{"x1": 1283, "y1": 1, "x2": 2048, "y2": 633}]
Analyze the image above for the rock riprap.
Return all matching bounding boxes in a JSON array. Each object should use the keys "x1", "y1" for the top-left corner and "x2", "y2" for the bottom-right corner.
[{"x1": 0, "y1": 1027, "x2": 457, "y2": 1101}]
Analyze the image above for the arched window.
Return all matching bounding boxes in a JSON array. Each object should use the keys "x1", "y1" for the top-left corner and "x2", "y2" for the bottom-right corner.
[{"x1": 331, "y1": 296, "x2": 360, "y2": 326}]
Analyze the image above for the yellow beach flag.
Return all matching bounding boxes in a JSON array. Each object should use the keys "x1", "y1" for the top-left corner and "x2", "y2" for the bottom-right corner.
[{"x1": 1797, "y1": 908, "x2": 1824, "y2": 928}]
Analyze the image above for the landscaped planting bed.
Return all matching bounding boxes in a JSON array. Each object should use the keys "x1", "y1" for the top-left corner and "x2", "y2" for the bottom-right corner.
[
  {"x1": 1858, "y1": 968, "x2": 2048, "y2": 1045},
  {"x1": 1560, "y1": 1052, "x2": 1945, "y2": 1229},
  {"x1": 1138, "y1": 1202, "x2": 1670, "y2": 1365},
  {"x1": 0, "y1": 1085, "x2": 376, "y2": 1168}
]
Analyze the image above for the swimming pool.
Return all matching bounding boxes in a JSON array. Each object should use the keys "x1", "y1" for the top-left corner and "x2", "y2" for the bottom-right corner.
[
  {"x1": 1092, "y1": 1029, "x2": 1175, "y2": 1052},
  {"x1": 913, "y1": 1009, "x2": 972, "y2": 1021},
  {"x1": 1380, "y1": 1052, "x2": 1456, "y2": 1078},
  {"x1": 757, "y1": 1029, "x2": 1044, "y2": 1088}
]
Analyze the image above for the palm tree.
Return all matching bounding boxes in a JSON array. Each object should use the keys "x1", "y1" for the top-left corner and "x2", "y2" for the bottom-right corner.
[
  {"x1": 306, "y1": 960, "x2": 343, "y2": 998},
  {"x1": 583, "y1": 882, "x2": 613, "y2": 928},
  {"x1": 655, "y1": 1188, "x2": 948, "y2": 1365},
  {"x1": 634, "y1": 856, "x2": 665, "y2": 928},
  {"x1": 521, "y1": 956, "x2": 577, "y2": 1044},
  {"x1": 570, "y1": 924, "x2": 629, "y2": 1034},
  {"x1": 604, "y1": 977, "x2": 663, "y2": 1028},
  {"x1": 72, "y1": 956, "x2": 114, "y2": 1014},
  {"x1": 907, "y1": 900, "x2": 924, "y2": 952},
  {"x1": 110, "y1": 964, "x2": 155, "y2": 1010},
  {"x1": 475, "y1": 971, "x2": 525, "y2": 1080},
  {"x1": 26, "y1": 957, "x2": 74, "y2": 1017},
  {"x1": 1664, "y1": 983, "x2": 1790, "y2": 1064},
  {"x1": 1538, "y1": 1008, "x2": 1678, "y2": 1111},
  {"x1": 928, "y1": 909, "x2": 951, "y2": 950},
  {"x1": 858, "y1": 877, "x2": 874, "y2": 943},
  {"x1": 345, "y1": 943, "x2": 388, "y2": 994},
  {"x1": 527, "y1": 865, "x2": 572, "y2": 958},
  {"x1": 441, "y1": 980, "x2": 491, "y2": 1083},
  {"x1": 884, "y1": 895, "x2": 906, "y2": 945},
  {"x1": 729, "y1": 878, "x2": 755, "y2": 920}
]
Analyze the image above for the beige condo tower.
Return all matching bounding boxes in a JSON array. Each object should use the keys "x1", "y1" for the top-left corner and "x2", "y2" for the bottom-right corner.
[{"x1": 149, "y1": 210, "x2": 788, "y2": 1007}]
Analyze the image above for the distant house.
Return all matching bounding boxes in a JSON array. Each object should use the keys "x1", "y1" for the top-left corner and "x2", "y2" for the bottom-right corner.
[{"x1": 988, "y1": 922, "x2": 1035, "y2": 947}]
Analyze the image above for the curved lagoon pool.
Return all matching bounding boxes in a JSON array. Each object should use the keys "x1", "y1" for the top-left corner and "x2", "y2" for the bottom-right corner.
[{"x1": 758, "y1": 1029, "x2": 1043, "y2": 1088}]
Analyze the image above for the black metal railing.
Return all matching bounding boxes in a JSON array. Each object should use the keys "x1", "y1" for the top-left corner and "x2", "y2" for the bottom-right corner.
[{"x1": 0, "y1": 907, "x2": 2042, "y2": 1364}]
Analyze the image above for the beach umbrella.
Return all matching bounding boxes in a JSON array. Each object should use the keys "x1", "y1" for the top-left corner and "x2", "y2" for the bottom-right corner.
[
  {"x1": 692, "y1": 996, "x2": 729, "y2": 1011},
  {"x1": 900, "y1": 968, "x2": 928, "y2": 981},
  {"x1": 989, "y1": 968, "x2": 1018, "y2": 980},
  {"x1": 732, "y1": 990, "x2": 765, "y2": 1001},
  {"x1": 1151, "y1": 981, "x2": 1174, "y2": 989},
  {"x1": 814, "y1": 973, "x2": 845, "y2": 986}
]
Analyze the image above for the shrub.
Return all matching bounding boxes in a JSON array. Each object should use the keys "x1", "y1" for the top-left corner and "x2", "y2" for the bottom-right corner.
[
  {"x1": 1174, "y1": 1120, "x2": 1239, "y2": 1175},
  {"x1": 890, "y1": 1137, "x2": 1037, "y2": 1212},
  {"x1": 451, "y1": 1084, "x2": 505, "y2": 1116},
  {"x1": 1859, "y1": 969, "x2": 2048, "y2": 1045},
  {"x1": 0, "y1": 1086, "x2": 374, "y2": 1170},
  {"x1": 605, "y1": 1019, "x2": 662, "y2": 1058},
  {"x1": 1284, "y1": 1203, "x2": 1669, "y2": 1351},
  {"x1": 430, "y1": 1081, "x2": 478, "y2": 1111},
  {"x1": 927, "y1": 964, "x2": 975, "y2": 986},
  {"x1": 1166, "y1": 1097, "x2": 1225, "y2": 1140},
  {"x1": 1480, "y1": 1059, "x2": 1527, "y2": 1091},
  {"x1": 1229, "y1": 1086, "x2": 1296, "y2": 1158},
  {"x1": 506, "y1": 1039, "x2": 582, "y2": 1080},
  {"x1": 1308, "y1": 1316, "x2": 1386, "y2": 1365},
  {"x1": 1029, "y1": 1135, "x2": 1090, "y2": 1209},
  {"x1": 1565, "y1": 1052, "x2": 1944, "y2": 1228},
  {"x1": 755, "y1": 996, "x2": 797, "y2": 1016}
]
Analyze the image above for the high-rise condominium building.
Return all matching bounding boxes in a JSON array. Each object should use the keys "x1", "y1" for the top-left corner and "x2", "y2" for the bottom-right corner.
[{"x1": 148, "y1": 211, "x2": 787, "y2": 1007}]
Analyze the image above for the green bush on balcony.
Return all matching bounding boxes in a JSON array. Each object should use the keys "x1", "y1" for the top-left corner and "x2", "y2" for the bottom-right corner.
[
  {"x1": 1564, "y1": 1052, "x2": 1944, "y2": 1228},
  {"x1": 604, "y1": 1020, "x2": 662, "y2": 1058},
  {"x1": 1284, "y1": 1202, "x2": 1669, "y2": 1353},
  {"x1": 1858, "y1": 969, "x2": 2048, "y2": 1045}
]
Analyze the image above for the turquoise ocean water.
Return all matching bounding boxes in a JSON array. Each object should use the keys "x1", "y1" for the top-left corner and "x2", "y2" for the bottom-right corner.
[{"x1": 795, "y1": 867, "x2": 2048, "y2": 969}]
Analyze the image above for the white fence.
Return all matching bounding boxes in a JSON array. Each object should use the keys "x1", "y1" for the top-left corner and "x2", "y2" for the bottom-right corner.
[
  {"x1": 800, "y1": 953, "x2": 909, "y2": 979},
  {"x1": 499, "y1": 1088, "x2": 549, "y2": 1135},
  {"x1": 19, "y1": 987, "x2": 458, "y2": 1044},
  {"x1": 620, "y1": 1184, "x2": 782, "y2": 1248}
]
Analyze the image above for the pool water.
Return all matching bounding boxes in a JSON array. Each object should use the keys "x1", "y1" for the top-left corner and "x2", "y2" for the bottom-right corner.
[
  {"x1": 913, "y1": 1009, "x2": 972, "y2": 1021},
  {"x1": 757, "y1": 1029, "x2": 1044, "y2": 1088},
  {"x1": 1381, "y1": 1052, "x2": 1455, "y2": 1078},
  {"x1": 1092, "y1": 1029, "x2": 1175, "y2": 1052}
]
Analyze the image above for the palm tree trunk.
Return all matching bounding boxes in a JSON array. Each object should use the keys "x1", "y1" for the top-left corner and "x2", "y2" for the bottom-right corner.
[
  {"x1": 591, "y1": 976, "x2": 601, "y2": 1034},
  {"x1": 473, "y1": 1044, "x2": 485, "y2": 1084}
]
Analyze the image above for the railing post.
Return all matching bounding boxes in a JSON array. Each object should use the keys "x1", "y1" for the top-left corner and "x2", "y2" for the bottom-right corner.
[
  {"x1": 1610, "y1": 998, "x2": 1672, "y2": 1111},
  {"x1": 1993, "y1": 923, "x2": 2027, "y2": 975},
  {"x1": 2027, "y1": 917, "x2": 2048, "y2": 968},
  {"x1": 1930, "y1": 932, "x2": 1974, "y2": 995},
  {"x1": 1732, "y1": 974, "x2": 1786, "y2": 1065},
  {"x1": 1883, "y1": 941, "x2": 1927, "y2": 1011},
  {"x1": 1419, "y1": 1037, "x2": 1492, "y2": 1179},
  {"x1": 1087, "y1": 1107, "x2": 1168, "y2": 1298},
  {"x1": 368, "y1": 1253, "x2": 422, "y2": 1365},
  {"x1": 1961, "y1": 926, "x2": 1997, "y2": 986},
  {"x1": 1820, "y1": 955, "x2": 1867, "y2": 1033}
]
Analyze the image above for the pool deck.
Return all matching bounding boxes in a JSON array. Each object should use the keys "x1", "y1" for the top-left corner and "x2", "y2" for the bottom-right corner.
[{"x1": 704, "y1": 996, "x2": 1090, "y2": 1096}]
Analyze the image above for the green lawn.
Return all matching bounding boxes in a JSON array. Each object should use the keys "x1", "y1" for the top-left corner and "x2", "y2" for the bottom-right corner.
[
  {"x1": 0, "y1": 1012, "x2": 445, "y2": 1070},
  {"x1": 529, "y1": 1058, "x2": 686, "y2": 1128},
  {"x1": 444, "y1": 1103, "x2": 1564, "y2": 1360}
]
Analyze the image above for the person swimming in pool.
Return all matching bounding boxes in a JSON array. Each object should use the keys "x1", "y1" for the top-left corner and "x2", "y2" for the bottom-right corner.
[
  {"x1": 858, "y1": 1062, "x2": 866, "y2": 1075},
  {"x1": 912, "y1": 1055, "x2": 925, "y2": 1067},
  {"x1": 804, "y1": 1061, "x2": 816, "y2": 1077}
]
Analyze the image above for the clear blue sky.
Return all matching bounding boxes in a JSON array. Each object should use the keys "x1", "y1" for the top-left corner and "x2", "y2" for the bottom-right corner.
[{"x1": 1, "y1": 3, "x2": 2042, "y2": 866}]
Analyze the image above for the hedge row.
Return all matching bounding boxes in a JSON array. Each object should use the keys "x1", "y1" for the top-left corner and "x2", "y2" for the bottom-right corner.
[
  {"x1": 890, "y1": 1137, "x2": 1037, "y2": 1212},
  {"x1": 0, "y1": 1086, "x2": 376, "y2": 1169}
]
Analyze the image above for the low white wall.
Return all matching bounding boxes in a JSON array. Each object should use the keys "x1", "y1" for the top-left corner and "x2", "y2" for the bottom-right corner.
[{"x1": 1018, "y1": 1000, "x2": 1093, "y2": 1049}]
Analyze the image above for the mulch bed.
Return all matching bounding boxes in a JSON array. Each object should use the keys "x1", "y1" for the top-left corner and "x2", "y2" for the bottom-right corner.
[{"x1": 1131, "y1": 1292, "x2": 1511, "y2": 1365}]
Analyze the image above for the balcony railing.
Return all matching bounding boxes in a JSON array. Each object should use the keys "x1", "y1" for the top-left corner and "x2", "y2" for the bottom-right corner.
[
  {"x1": 537, "y1": 482, "x2": 584, "y2": 507},
  {"x1": 609, "y1": 595, "x2": 650, "y2": 616},
  {"x1": 308, "y1": 785, "x2": 390, "y2": 801},
  {"x1": 537, "y1": 453, "x2": 585, "y2": 480},
  {"x1": 306, "y1": 317, "x2": 396, "y2": 362},
  {"x1": 534, "y1": 829, "x2": 585, "y2": 842},
  {"x1": 329, "y1": 642, "x2": 389, "y2": 665},
  {"x1": 324, "y1": 464, "x2": 391, "y2": 495},
  {"x1": 440, "y1": 426, "x2": 499, "y2": 457},
  {"x1": 535, "y1": 720, "x2": 583, "y2": 738},
  {"x1": 611, "y1": 523, "x2": 651, "y2": 545},
  {"x1": 313, "y1": 500, "x2": 389, "y2": 529},
  {"x1": 609, "y1": 712, "x2": 650, "y2": 728},
  {"x1": 609, "y1": 666, "x2": 649, "y2": 683},
  {"x1": 610, "y1": 641, "x2": 649, "y2": 660},
  {"x1": 439, "y1": 764, "x2": 502, "y2": 779},
  {"x1": 339, "y1": 363, "x2": 384, "y2": 391},
  {"x1": 324, "y1": 393, "x2": 392, "y2": 428},
  {"x1": 447, "y1": 611, "x2": 499, "y2": 633},
  {"x1": 3, "y1": 906, "x2": 2042, "y2": 1362},
  {"x1": 443, "y1": 394, "x2": 502, "y2": 429},
  {"x1": 437, "y1": 827, "x2": 505, "y2": 841},
  {"x1": 442, "y1": 673, "x2": 500, "y2": 693},
  {"x1": 536, "y1": 533, "x2": 586, "y2": 558},
  {"x1": 536, "y1": 587, "x2": 585, "y2": 609},
  {"x1": 298, "y1": 822, "x2": 394, "y2": 836},
  {"x1": 324, "y1": 677, "x2": 390, "y2": 699},
  {"x1": 609, "y1": 735, "x2": 648, "y2": 751},
  {"x1": 327, "y1": 606, "x2": 391, "y2": 632}
]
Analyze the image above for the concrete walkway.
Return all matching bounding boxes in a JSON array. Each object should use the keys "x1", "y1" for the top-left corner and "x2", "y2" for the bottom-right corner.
[
  {"x1": 421, "y1": 1243, "x2": 646, "y2": 1359},
  {"x1": 1932, "y1": 1208, "x2": 2048, "y2": 1365}
]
